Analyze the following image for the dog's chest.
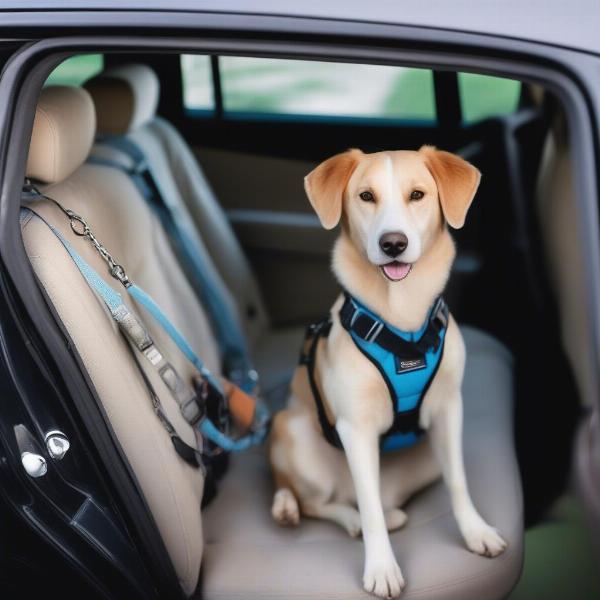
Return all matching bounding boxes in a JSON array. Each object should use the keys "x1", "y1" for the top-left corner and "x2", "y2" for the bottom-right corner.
[{"x1": 319, "y1": 306, "x2": 452, "y2": 443}]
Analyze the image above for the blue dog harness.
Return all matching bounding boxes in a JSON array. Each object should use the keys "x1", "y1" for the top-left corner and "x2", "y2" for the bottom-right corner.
[{"x1": 302, "y1": 292, "x2": 449, "y2": 452}]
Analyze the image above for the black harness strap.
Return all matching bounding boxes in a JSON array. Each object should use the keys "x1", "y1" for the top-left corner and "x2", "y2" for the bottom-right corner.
[
  {"x1": 299, "y1": 319, "x2": 342, "y2": 449},
  {"x1": 339, "y1": 293, "x2": 448, "y2": 358}
]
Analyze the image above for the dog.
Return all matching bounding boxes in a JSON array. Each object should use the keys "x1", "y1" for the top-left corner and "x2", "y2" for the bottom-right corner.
[{"x1": 269, "y1": 146, "x2": 507, "y2": 598}]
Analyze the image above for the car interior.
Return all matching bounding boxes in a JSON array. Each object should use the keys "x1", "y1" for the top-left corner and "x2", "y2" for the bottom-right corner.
[{"x1": 14, "y1": 51, "x2": 600, "y2": 598}]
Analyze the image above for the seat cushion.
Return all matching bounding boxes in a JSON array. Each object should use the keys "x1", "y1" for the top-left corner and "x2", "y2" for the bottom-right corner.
[
  {"x1": 253, "y1": 325, "x2": 305, "y2": 409},
  {"x1": 202, "y1": 326, "x2": 523, "y2": 599}
]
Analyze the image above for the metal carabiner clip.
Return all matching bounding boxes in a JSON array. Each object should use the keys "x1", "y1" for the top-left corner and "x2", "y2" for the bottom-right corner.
[{"x1": 110, "y1": 264, "x2": 131, "y2": 287}]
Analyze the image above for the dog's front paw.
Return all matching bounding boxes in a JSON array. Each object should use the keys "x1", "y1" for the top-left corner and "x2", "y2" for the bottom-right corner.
[
  {"x1": 463, "y1": 520, "x2": 507, "y2": 557},
  {"x1": 271, "y1": 488, "x2": 300, "y2": 527},
  {"x1": 385, "y1": 508, "x2": 408, "y2": 532},
  {"x1": 363, "y1": 556, "x2": 405, "y2": 598}
]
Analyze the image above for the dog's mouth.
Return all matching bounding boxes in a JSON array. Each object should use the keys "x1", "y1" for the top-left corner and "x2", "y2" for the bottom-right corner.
[{"x1": 379, "y1": 261, "x2": 412, "y2": 282}]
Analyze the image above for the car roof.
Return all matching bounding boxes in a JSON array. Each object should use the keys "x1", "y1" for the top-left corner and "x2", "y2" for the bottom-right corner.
[{"x1": 2, "y1": 0, "x2": 600, "y2": 55}]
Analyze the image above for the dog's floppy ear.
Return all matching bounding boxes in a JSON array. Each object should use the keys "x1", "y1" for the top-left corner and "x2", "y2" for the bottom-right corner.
[
  {"x1": 304, "y1": 149, "x2": 363, "y2": 229},
  {"x1": 420, "y1": 145, "x2": 481, "y2": 229}
]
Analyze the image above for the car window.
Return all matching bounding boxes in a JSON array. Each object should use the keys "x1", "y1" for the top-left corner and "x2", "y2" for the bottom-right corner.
[
  {"x1": 181, "y1": 55, "x2": 436, "y2": 122},
  {"x1": 181, "y1": 55, "x2": 215, "y2": 112},
  {"x1": 458, "y1": 72, "x2": 521, "y2": 124},
  {"x1": 45, "y1": 54, "x2": 104, "y2": 87}
]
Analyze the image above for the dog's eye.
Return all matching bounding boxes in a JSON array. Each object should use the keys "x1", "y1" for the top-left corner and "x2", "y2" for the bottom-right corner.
[
  {"x1": 359, "y1": 191, "x2": 375, "y2": 203},
  {"x1": 410, "y1": 190, "x2": 425, "y2": 201}
]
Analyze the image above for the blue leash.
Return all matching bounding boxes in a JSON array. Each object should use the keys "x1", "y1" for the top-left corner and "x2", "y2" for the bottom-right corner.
[
  {"x1": 88, "y1": 136, "x2": 257, "y2": 394},
  {"x1": 22, "y1": 203, "x2": 268, "y2": 453}
]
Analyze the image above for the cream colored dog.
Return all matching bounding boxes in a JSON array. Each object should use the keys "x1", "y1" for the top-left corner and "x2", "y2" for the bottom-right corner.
[{"x1": 269, "y1": 146, "x2": 507, "y2": 598}]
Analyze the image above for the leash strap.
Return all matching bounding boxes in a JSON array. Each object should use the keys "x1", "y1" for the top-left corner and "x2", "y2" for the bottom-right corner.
[
  {"x1": 88, "y1": 137, "x2": 258, "y2": 394},
  {"x1": 20, "y1": 205, "x2": 203, "y2": 466},
  {"x1": 21, "y1": 192, "x2": 269, "y2": 454}
]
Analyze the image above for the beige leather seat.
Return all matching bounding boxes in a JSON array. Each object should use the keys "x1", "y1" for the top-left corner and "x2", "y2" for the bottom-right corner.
[
  {"x1": 23, "y1": 85, "x2": 213, "y2": 595},
  {"x1": 203, "y1": 327, "x2": 523, "y2": 599},
  {"x1": 84, "y1": 64, "x2": 304, "y2": 405},
  {"x1": 23, "y1": 85, "x2": 523, "y2": 599}
]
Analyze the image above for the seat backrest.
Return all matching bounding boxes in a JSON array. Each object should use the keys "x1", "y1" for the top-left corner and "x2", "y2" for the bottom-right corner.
[
  {"x1": 23, "y1": 85, "x2": 219, "y2": 595},
  {"x1": 84, "y1": 65, "x2": 269, "y2": 348},
  {"x1": 535, "y1": 109, "x2": 594, "y2": 404}
]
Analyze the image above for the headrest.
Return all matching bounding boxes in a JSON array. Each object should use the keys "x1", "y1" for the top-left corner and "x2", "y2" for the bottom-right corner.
[
  {"x1": 85, "y1": 64, "x2": 159, "y2": 135},
  {"x1": 26, "y1": 85, "x2": 96, "y2": 184}
]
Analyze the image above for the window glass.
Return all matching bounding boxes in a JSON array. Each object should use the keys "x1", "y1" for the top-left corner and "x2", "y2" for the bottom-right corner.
[
  {"x1": 220, "y1": 57, "x2": 435, "y2": 120},
  {"x1": 181, "y1": 54, "x2": 436, "y2": 121},
  {"x1": 45, "y1": 54, "x2": 104, "y2": 87},
  {"x1": 458, "y1": 72, "x2": 521, "y2": 124},
  {"x1": 181, "y1": 55, "x2": 215, "y2": 111}
]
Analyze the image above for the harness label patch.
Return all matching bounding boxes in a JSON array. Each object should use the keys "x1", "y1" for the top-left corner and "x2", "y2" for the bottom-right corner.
[{"x1": 395, "y1": 355, "x2": 426, "y2": 374}]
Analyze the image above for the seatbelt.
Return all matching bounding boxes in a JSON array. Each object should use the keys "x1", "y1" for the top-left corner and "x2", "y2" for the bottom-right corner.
[
  {"x1": 21, "y1": 191, "x2": 269, "y2": 455},
  {"x1": 87, "y1": 136, "x2": 258, "y2": 394}
]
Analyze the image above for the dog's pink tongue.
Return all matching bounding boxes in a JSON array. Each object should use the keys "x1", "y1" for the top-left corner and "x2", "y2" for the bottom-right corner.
[{"x1": 383, "y1": 262, "x2": 411, "y2": 281}]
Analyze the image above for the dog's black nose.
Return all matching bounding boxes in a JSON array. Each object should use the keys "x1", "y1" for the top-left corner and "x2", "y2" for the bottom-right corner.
[{"x1": 379, "y1": 232, "x2": 408, "y2": 258}]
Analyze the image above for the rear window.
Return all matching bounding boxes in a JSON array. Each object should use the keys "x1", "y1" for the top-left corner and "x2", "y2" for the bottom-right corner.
[
  {"x1": 45, "y1": 54, "x2": 104, "y2": 87},
  {"x1": 181, "y1": 55, "x2": 215, "y2": 112},
  {"x1": 458, "y1": 73, "x2": 521, "y2": 124},
  {"x1": 181, "y1": 55, "x2": 436, "y2": 122}
]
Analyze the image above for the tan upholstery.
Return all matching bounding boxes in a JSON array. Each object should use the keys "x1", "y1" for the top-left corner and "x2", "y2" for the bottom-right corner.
[
  {"x1": 85, "y1": 64, "x2": 159, "y2": 135},
  {"x1": 27, "y1": 85, "x2": 96, "y2": 183},
  {"x1": 535, "y1": 112, "x2": 594, "y2": 404},
  {"x1": 253, "y1": 325, "x2": 305, "y2": 409},
  {"x1": 23, "y1": 86, "x2": 217, "y2": 596},
  {"x1": 85, "y1": 65, "x2": 269, "y2": 349},
  {"x1": 203, "y1": 327, "x2": 523, "y2": 599},
  {"x1": 86, "y1": 64, "x2": 303, "y2": 403}
]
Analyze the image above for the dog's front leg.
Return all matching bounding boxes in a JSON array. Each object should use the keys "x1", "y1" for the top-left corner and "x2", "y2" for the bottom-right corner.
[
  {"x1": 430, "y1": 395, "x2": 507, "y2": 557},
  {"x1": 337, "y1": 419, "x2": 405, "y2": 598}
]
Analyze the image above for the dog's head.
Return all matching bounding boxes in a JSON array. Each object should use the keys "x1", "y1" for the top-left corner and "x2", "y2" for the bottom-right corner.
[{"x1": 305, "y1": 147, "x2": 480, "y2": 282}]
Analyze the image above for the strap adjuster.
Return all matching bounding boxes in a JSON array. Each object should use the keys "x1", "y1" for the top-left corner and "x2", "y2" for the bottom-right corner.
[{"x1": 364, "y1": 320, "x2": 384, "y2": 342}]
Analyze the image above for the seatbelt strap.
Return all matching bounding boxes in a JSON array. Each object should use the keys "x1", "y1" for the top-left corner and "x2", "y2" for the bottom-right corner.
[
  {"x1": 88, "y1": 137, "x2": 258, "y2": 394},
  {"x1": 21, "y1": 194, "x2": 269, "y2": 453}
]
